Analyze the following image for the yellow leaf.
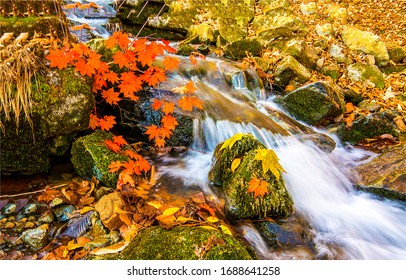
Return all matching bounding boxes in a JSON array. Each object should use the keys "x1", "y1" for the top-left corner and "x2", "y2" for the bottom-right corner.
[
  {"x1": 147, "y1": 201, "x2": 163, "y2": 209},
  {"x1": 231, "y1": 158, "x2": 241, "y2": 172},
  {"x1": 254, "y1": 148, "x2": 285, "y2": 179},
  {"x1": 199, "y1": 225, "x2": 217, "y2": 231},
  {"x1": 79, "y1": 206, "x2": 94, "y2": 215},
  {"x1": 220, "y1": 133, "x2": 247, "y2": 151},
  {"x1": 90, "y1": 241, "x2": 129, "y2": 255},
  {"x1": 63, "y1": 240, "x2": 83, "y2": 258},
  {"x1": 220, "y1": 225, "x2": 232, "y2": 235},
  {"x1": 206, "y1": 216, "x2": 219, "y2": 223},
  {"x1": 162, "y1": 207, "x2": 180, "y2": 216},
  {"x1": 176, "y1": 216, "x2": 199, "y2": 223}
]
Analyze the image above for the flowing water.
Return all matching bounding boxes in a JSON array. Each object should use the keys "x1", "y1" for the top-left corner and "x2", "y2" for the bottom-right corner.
[{"x1": 65, "y1": 1, "x2": 406, "y2": 259}]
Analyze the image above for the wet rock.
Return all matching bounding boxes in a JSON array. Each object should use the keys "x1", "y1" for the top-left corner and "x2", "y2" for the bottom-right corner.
[
  {"x1": 255, "y1": 222, "x2": 304, "y2": 248},
  {"x1": 71, "y1": 130, "x2": 132, "y2": 188},
  {"x1": 347, "y1": 63, "x2": 385, "y2": 89},
  {"x1": 341, "y1": 26, "x2": 389, "y2": 66},
  {"x1": 91, "y1": 226, "x2": 255, "y2": 260},
  {"x1": 21, "y1": 224, "x2": 49, "y2": 249},
  {"x1": 337, "y1": 111, "x2": 400, "y2": 144},
  {"x1": 253, "y1": 7, "x2": 305, "y2": 41},
  {"x1": 358, "y1": 100, "x2": 382, "y2": 113},
  {"x1": 355, "y1": 143, "x2": 406, "y2": 201},
  {"x1": 176, "y1": 44, "x2": 195, "y2": 56},
  {"x1": 273, "y1": 56, "x2": 312, "y2": 87},
  {"x1": 53, "y1": 205, "x2": 75, "y2": 222},
  {"x1": 223, "y1": 37, "x2": 263, "y2": 60},
  {"x1": 276, "y1": 81, "x2": 345, "y2": 125},
  {"x1": 95, "y1": 192, "x2": 126, "y2": 230},
  {"x1": 209, "y1": 134, "x2": 293, "y2": 219}
]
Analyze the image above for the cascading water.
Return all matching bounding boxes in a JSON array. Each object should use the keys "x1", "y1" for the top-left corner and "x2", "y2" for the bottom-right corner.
[{"x1": 156, "y1": 56, "x2": 406, "y2": 260}]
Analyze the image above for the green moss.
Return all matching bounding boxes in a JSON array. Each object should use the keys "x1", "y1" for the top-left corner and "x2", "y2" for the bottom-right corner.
[
  {"x1": 176, "y1": 44, "x2": 195, "y2": 56},
  {"x1": 208, "y1": 134, "x2": 265, "y2": 187},
  {"x1": 71, "y1": 130, "x2": 130, "y2": 188},
  {"x1": 0, "y1": 16, "x2": 67, "y2": 37},
  {"x1": 223, "y1": 38, "x2": 263, "y2": 60},
  {"x1": 224, "y1": 150, "x2": 293, "y2": 219},
  {"x1": 90, "y1": 226, "x2": 255, "y2": 260}
]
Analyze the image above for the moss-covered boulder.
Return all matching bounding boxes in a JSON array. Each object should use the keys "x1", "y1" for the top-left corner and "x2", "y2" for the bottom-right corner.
[
  {"x1": 71, "y1": 130, "x2": 130, "y2": 188},
  {"x1": 209, "y1": 134, "x2": 293, "y2": 219},
  {"x1": 355, "y1": 144, "x2": 406, "y2": 202},
  {"x1": 341, "y1": 26, "x2": 389, "y2": 67},
  {"x1": 91, "y1": 226, "x2": 255, "y2": 260},
  {"x1": 276, "y1": 81, "x2": 345, "y2": 125},
  {"x1": 336, "y1": 111, "x2": 400, "y2": 144},
  {"x1": 278, "y1": 39, "x2": 319, "y2": 69},
  {"x1": 273, "y1": 55, "x2": 312, "y2": 87},
  {"x1": 347, "y1": 63, "x2": 385, "y2": 89},
  {"x1": 253, "y1": 7, "x2": 305, "y2": 41},
  {"x1": 223, "y1": 37, "x2": 263, "y2": 60},
  {"x1": 385, "y1": 43, "x2": 406, "y2": 63},
  {"x1": 1, "y1": 69, "x2": 94, "y2": 174}
]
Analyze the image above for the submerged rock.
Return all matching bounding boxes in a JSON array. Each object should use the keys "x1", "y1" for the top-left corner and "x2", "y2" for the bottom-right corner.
[
  {"x1": 209, "y1": 134, "x2": 293, "y2": 219},
  {"x1": 91, "y1": 226, "x2": 255, "y2": 260},
  {"x1": 276, "y1": 81, "x2": 345, "y2": 125},
  {"x1": 355, "y1": 144, "x2": 406, "y2": 201},
  {"x1": 341, "y1": 26, "x2": 389, "y2": 66}
]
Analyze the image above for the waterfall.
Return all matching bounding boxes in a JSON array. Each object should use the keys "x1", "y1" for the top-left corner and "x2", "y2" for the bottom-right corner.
[{"x1": 156, "y1": 57, "x2": 406, "y2": 260}]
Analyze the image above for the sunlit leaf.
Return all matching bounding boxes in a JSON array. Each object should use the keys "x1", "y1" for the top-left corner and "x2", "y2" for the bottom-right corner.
[
  {"x1": 162, "y1": 207, "x2": 180, "y2": 216},
  {"x1": 219, "y1": 225, "x2": 232, "y2": 235},
  {"x1": 231, "y1": 158, "x2": 241, "y2": 172},
  {"x1": 247, "y1": 177, "x2": 269, "y2": 198}
]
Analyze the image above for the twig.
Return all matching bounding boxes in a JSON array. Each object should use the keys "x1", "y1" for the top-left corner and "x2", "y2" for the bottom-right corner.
[{"x1": 0, "y1": 183, "x2": 69, "y2": 199}]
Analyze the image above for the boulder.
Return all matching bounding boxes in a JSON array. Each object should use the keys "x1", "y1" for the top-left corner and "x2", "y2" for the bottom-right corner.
[
  {"x1": 320, "y1": 63, "x2": 341, "y2": 80},
  {"x1": 355, "y1": 144, "x2": 406, "y2": 201},
  {"x1": 347, "y1": 63, "x2": 385, "y2": 89},
  {"x1": 209, "y1": 134, "x2": 293, "y2": 219},
  {"x1": 299, "y1": 2, "x2": 318, "y2": 15},
  {"x1": 315, "y1": 23, "x2": 335, "y2": 37},
  {"x1": 71, "y1": 130, "x2": 132, "y2": 188},
  {"x1": 278, "y1": 39, "x2": 319, "y2": 69},
  {"x1": 95, "y1": 192, "x2": 126, "y2": 230},
  {"x1": 341, "y1": 26, "x2": 389, "y2": 66},
  {"x1": 91, "y1": 226, "x2": 255, "y2": 260},
  {"x1": 273, "y1": 56, "x2": 312, "y2": 87},
  {"x1": 223, "y1": 37, "x2": 263, "y2": 60},
  {"x1": 1, "y1": 69, "x2": 94, "y2": 175},
  {"x1": 336, "y1": 111, "x2": 400, "y2": 144},
  {"x1": 253, "y1": 7, "x2": 305, "y2": 41},
  {"x1": 385, "y1": 43, "x2": 406, "y2": 63},
  {"x1": 329, "y1": 44, "x2": 348, "y2": 64},
  {"x1": 276, "y1": 81, "x2": 345, "y2": 125}
]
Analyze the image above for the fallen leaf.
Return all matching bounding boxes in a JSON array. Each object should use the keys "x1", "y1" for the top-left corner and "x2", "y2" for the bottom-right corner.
[
  {"x1": 231, "y1": 158, "x2": 241, "y2": 172},
  {"x1": 162, "y1": 207, "x2": 180, "y2": 216},
  {"x1": 247, "y1": 177, "x2": 269, "y2": 198},
  {"x1": 90, "y1": 241, "x2": 129, "y2": 255}
]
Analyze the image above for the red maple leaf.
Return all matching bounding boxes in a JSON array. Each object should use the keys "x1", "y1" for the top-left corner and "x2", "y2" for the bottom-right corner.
[
  {"x1": 102, "y1": 88, "x2": 121, "y2": 105},
  {"x1": 89, "y1": 113, "x2": 100, "y2": 130},
  {"x1": 105, "y1": 139, "x2": 121, "y2": 152},
  {"x1": 99, "y1": 115, "x2": 116, "y2": 131},
  {"x1": 145, "y1": 125, "x2": 160, "y2": 140},
  {"x1": 247, "y1": 178, "x2": 269, "y2": 198},
  {"x1": 113, "y1": 135, "x2": 128, "y2": 147},
  {"x1": 154, "y1": 137, "x2": 166, "y2": 148},
  {"x1": 185, "y1": 81, "x2": 197, "y2": 94},
  {"x1": 151, "y1": 99, "x2": 163, "y2": 111},
  {"x1": 161, "y1": 114, "x2": 178, "y2": 131},
  {"x1": 46, "y1": 48, "x2": 73, "y2": 70},
  {"x1": 103, "y1": 71, "x2": 119, "y2": 84},
  {"x1": 162, "y1": 101, "x2": 175, "y2": 115},
  {"x1": 131, "y1": 38, "x2": 147, "y2": 54},
  {"x1": 136, "y1": 157, "x2": 151, "y2": 173},
  {"x1": 119, "y1": 72, "x2": 142, "y2": 96},
  {"x1": 105, "y1": 31, "x2": 130, "y2": 50},
  {"x1": 163, "y1": 56, "x2": 180, "y2": 71},
  {"x1": 178, "y1": 96, "x2": 203, "y2": 111},
  {"x1": 108, "y1": 160, "x2": 123, "y2": 173},
  {"x1": 159, "y1": 126, "x2": 172, "y2": 139},
  {"x1": 112, "y1": 50, "x2": 136, "y2": 69}
]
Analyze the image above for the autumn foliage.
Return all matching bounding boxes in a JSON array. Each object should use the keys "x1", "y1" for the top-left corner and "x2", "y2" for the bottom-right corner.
[{"x1": 46, "y1": 31, "x2": 203, "y2": 186}]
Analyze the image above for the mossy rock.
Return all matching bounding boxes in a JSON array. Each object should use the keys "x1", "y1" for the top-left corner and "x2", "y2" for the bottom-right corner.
[
  {"x1": 347, "y1": 63, "x2": 385, "y2": 89},
  {"x1": 273, "y1": 55, "x2": 312, "y2": 87},
  {"x1": 385, "y1": 43, "x2": 406, "y2": 63},
  {"x1": 355, "y1": 143, "x2": 406, "y2": 202},
  {"x1": 224, "y1": 149, "x2": 293, "y2": 219},
  {"x1": 276, "y1": 81, "x2": 345, "y2": 125},
  {"x1": 336, "y1": 111, "x2": 400, "y2": 144},
  {"x1": 223, "y1": 37, "x2": 263, "y2": 60},
  {"x1": 176, "y1": 44, "x2": 195, "y2": 56},
  {"x1": 208, "y1": 134, "x2": 266, "y2": 187},
  {"x1": 71, "y1": 130, "x2": 130, "y2": 188},
  {"x1": 90, "y1": 226, "x2": 255, "y2": 260}
]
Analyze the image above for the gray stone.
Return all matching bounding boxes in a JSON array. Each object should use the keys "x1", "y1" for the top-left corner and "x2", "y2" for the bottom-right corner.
[
  {"x1": 347, "y1": 63, "x2": 385, "y2": 89},
  {"x1": 21, "y1": 224, "x2": 49, "y2": 249},
  {"x1": 329, "y1": 44, "x2": 348, "y2": 64},
  {"x1": 341, "y1": 26, "x2": 389, "y2": 66}
]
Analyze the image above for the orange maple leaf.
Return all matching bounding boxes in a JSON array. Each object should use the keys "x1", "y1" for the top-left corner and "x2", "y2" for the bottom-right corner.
[
  {"x1": 124, "y1": 149, "x2": 139, "y2": 160},
  {"x1": 163, "y1": 56, "x2": 180, "y2": 71},
  {"x1": 119, "y1": 72, "x2": 142, "y2": 96},
  {"x1": 159, "y1": 126, "x2": 173, "y2": 139},
  {"x1": 185, "y1": 81, "x2": 197, "y2": 94},
  {"x1": 89, "y1": 113, "x2": 100, "y2": 130},
  {"x1": 102, "y1": 88, "x2": 121, "y2": 105},
  {"x1": 141, "y1": 67, "x2": 167, "y2": 86},
  {"x1": 105, "y1": 31, "x2": 130, "y2": 50},
  {"x1": 105, "y1": 139, "x2": 121, "y2": 153},
  {"x1": 137, "y1": 157, "x2": 151, "y2": 173},
  {"x1": 112, "y1": 50, "x2": 136, "y2": 69},
  {"x1": 103, "y1": 71, "x2": 119, "y2": 84},
  {"x1": 113, "y1": 135, "x2": 128, "y2": 147},
  {"x1": 155, "y1": 137, "x2": 166, "y2": 148},
  {"x1": 151, "y1": 99, "x2": 163, "y2": 111},
  {"x1": 108, "y1": 160, "x2": 123, "y2": 173},
  {"x1": 46, "y1": 48, "x2": 73, "y2": 70},
  {"x1": 161, "y1": 114, "x2": 178, "y2": 131},
  {"x1": 93, "y1": 74, "x2": 107, "y2": 92},
  {"x1": 131, "y1": 38, "x2": 147, "y2": 54},
  {"x1": 99, "y1": 115, "x2": 116, "y2": 131},
  {"x1": 75, "y1": 58, "x2": 98, "y2": 77},
  {"x1": 178, "y1": 96, "x2": 203, "y2": 111},
  {"x1": 189, "y1": 54, "x2": 197, "y2": 66},
  {"x1": 162, "y1": 101, "x2": 175, "y2": 115},
  {"x1": 247, "y1": 178, "x2": 269, "y2": 198},
  {"x1": 145, "y1": 125, "x2": 160, "y2": 140}
]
